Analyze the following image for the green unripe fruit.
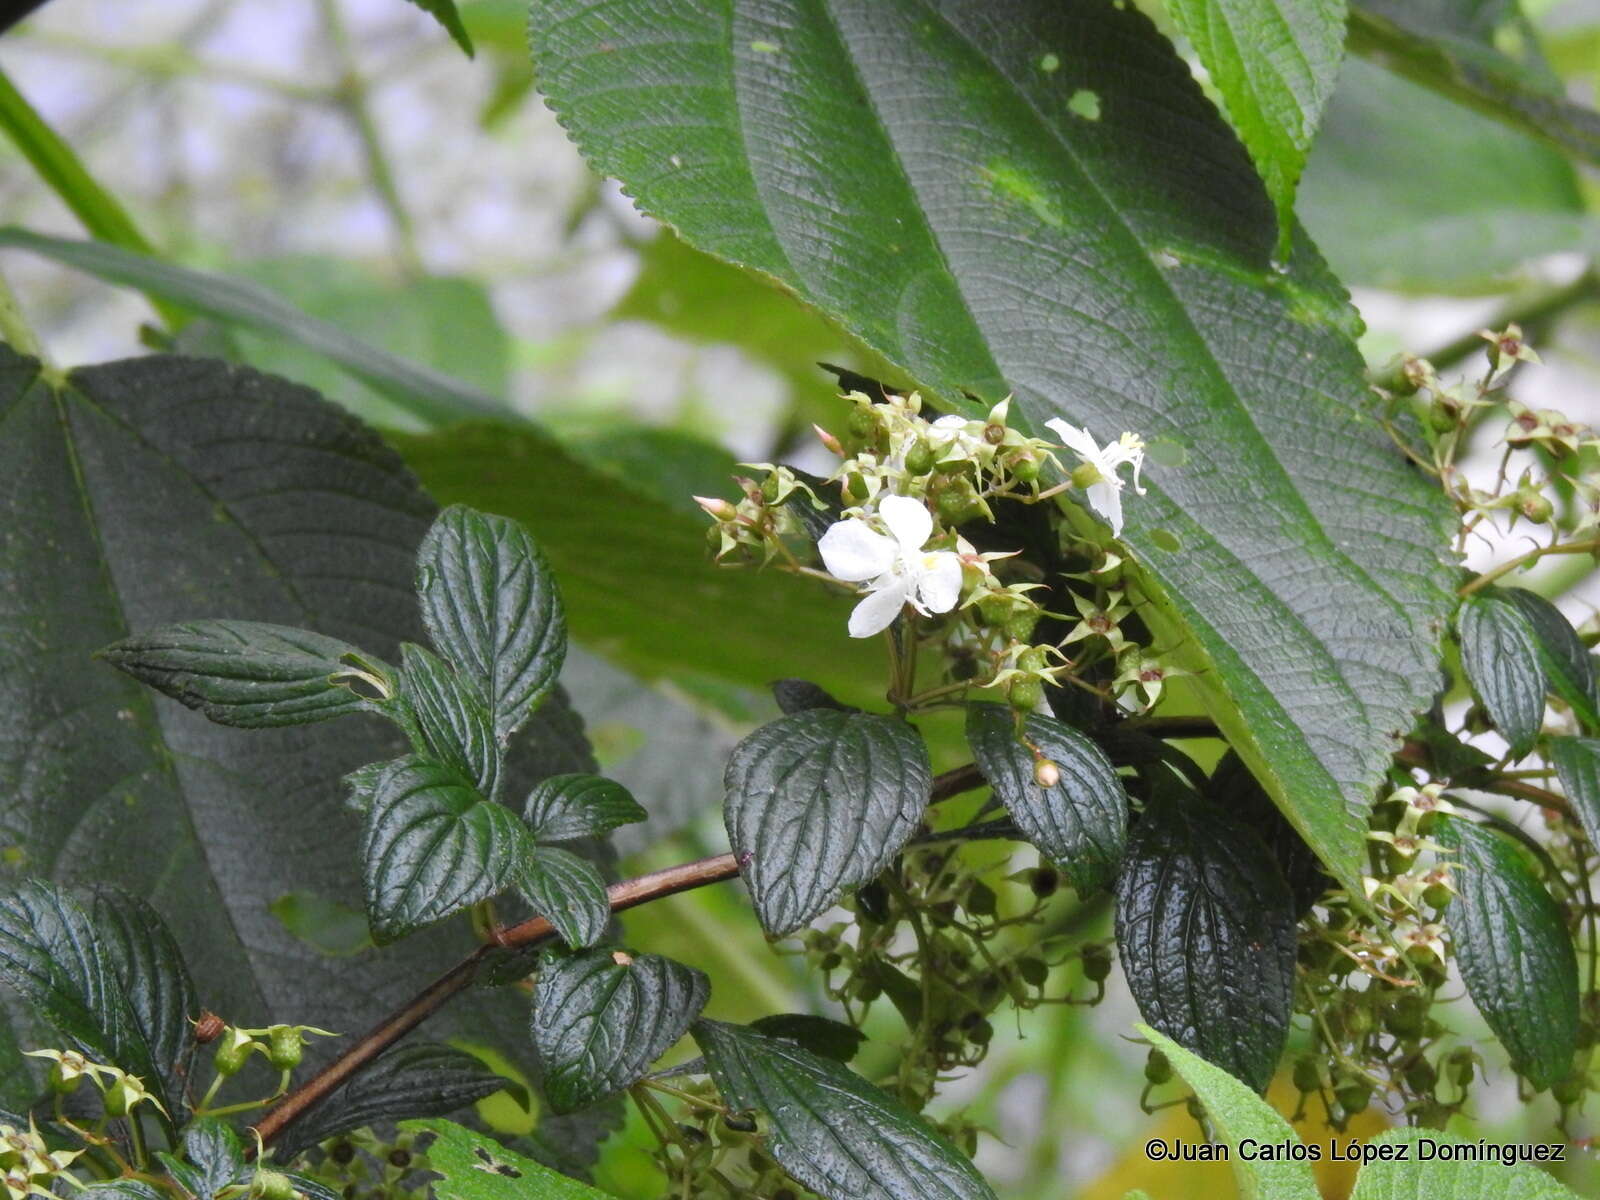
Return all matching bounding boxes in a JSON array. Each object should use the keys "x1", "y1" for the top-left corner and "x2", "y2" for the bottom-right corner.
[
  {"x1": 1445, "y1": 1048, "x2": 1475, "y2": 1088},
  {"x1": 1516, "y1": 488, "x2": 1554, "y2": 524},
  {"x1": 936, "y1": 487, "x2": 984, "y2": 526},
  {"x1": 1405, "y1": 1058, "x2": 1438, "y2": 1094},
  {"x1": 819, "y1": 952, "x2": 841, "y2": 971},
  {"x1": 1427, "y1": 397, "x2": 1460, "y2": 434},
  {"x1": 102, "y1": 1078, "x2": 134, "y2": 1117},
  {"x1": 1384, "y1": 993, "x2": 1428, "y2": 1040},
  {"x1": 1292, "y1": 1057, "x2": 1321, "y2": 1093},
  {"x1": 965, "y1": 880, "x2": 997, "y2": 917},
  {"x1": 1017, "y1": 957, "x2": 1048, "y2": 987},
  {"x1": 1028, "y1": 867, "x2": 1059, "y2": 899},
  {"x1": 1144, "y1": 1049, "x2": 1172, "y2": 1085},
  {"x1": 214, "y1": 1037, "x2": 250, "y2": 1077},
  {"x1": 1343, "y1": 1006, "x2": 1374, "y2": 1038},
  {"x1": 267, "y1": 1027, "x2": 303, "y2": 1070},
  {"x1": 1552, "y1": 1074, "x2": 1586, "y2": 1105},
  {"x1": 1081, "y1": 944, "x2": 1111, "y2": 982},
  {"x1": 1009, "y1": 676, "x2": 1044, "y2": 711},
  {"x1": 1335, "y1": 1082, "x2": 1372, "y2": 1114},
  {"x1": 722, "y1": 1112, "x2": 758, "y2": 1134},
  {"x1": 47, "y1": 1064, "x2": 81, "y2": 1095},
  {"x1": 1017, "y1": 646, "x2": 1048, "y2": 674},
  {"x1": 256, "y1": 1172, "x2": 298, "y2": 1200},
  {"x1": 1011, "y1": 454, "x2": 1040, "y2": 483},
  {"x1": 1423, "y1": 880, "x2": 1453, "y2": 910},
  {"x1": 1005, "y1": 610, "x2": 1040, "y2": 643},
  {"x1": 966, "y1": 1018, "x2": 993, "y2": 1046},
  {"x1": 904, "y1": 440, "x2": 935, "y2": 476}
]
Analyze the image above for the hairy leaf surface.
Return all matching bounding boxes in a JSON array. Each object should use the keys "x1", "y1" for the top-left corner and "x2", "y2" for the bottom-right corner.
[
  {"x1": 965, "y1": 702, "x2": 1126, "y2": 891},
  {"x1": 1437, "y1": 816, "x2": 1578, "y2": 1090},
  {"x1": 1347, "y1": 1128, "x2": 1581, "y2": 1199},
  {"x1": 1115, "y1": 794, "x2": 1296, "y2": 1090},
  {"x1": 532, "y1": 948, "x2": 708, "y2": 1111},
  {"x1": 530, "y1": 0, "x2": 1458, "y2": 893},
  {"x1": 693, "y1": 1020, "x2": 996, "y2": 1200},
  {"x1": 724, "y1": 709, "x2": 931, "y2": 936},
  {"x1": 400, "y1": 1119, "x2": 613, "y2": 1200}
]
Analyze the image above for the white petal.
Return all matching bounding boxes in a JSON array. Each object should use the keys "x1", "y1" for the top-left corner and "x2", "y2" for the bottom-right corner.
[
  {"x1": 1045, "y1": 419, "x2": 1100, "y2": 461},
  {"x1": 930, "y1": 415, "x2": 967, "y2": 430},
  {"x1": 818, "y1": 519, "x2": 897, "y2": 582},
  {"x1": 914, "y1": 552, "x2": 963, "y2": 614},
  {"x1": 847, "y1": 583, "x2": 909, "y2": 638},
  {"x1": 878, "y1": 494, "x2": 933, "y2": 551},
  {"x1": 1086, "y1": 480, "x2": 1124, "y2": 535}
]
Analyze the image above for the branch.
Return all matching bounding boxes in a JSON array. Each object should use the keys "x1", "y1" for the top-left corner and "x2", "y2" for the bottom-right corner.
[{"x1": 250, "y1": 762, "x2": 988, "y2": 1151}]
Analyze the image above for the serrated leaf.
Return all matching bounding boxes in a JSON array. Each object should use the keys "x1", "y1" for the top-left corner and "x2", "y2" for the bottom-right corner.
[
  {"x1": 530, "y1": 0, "x2": 1458, "y2": 896},
  {"x1": 400, "y1": 1118, "x2": 614, "y2": 1200},
  {"x1": 517, "y1": 845, "x2": 610, "y2": 949},
  {"x1": 532, "y1": 948, "x2": 708, "y2": 1112},
  {"x1": 362, "y1": 756, "x2": 532, "y2": 943},
  {"x1": 98, "y1": 620, "x2": 379, "y2": 729},
  {"x1": 156, "y1": 1118, "x2": 245, "y2": 1200},
  {"x1": 1348, "y1": 1127, "x2": 1581, "y2": 1199},
  {"x1": 81, "y1": 1184, "x2": 170, "y2": 1200},
  {"x1": 1457, "y1": 590, "x2": 1547, "y2": 758},
  {"x1": 771, "y1": 679, "x2": 854, "y2": 715},
  {"x1": 724, "y1": 709, "x2": 931, "y2": 936},
  {"x1": 397, "y1": 643, "x2": 501, "y2": 796},
  {"x1": 1165, "y1": 0, "x2": 1346, "y2": 256},
  {"x1": 523, "y1": 774, "x2": 647, "y2": 843},
  {"x1": 404, "y1": 0, "x2": 474, "y2": 55},
  {"x1": 0, "y1": 881, "x2": 174, "y2": 1118},
  {"x1": 748, "y1": 1013, "x2": 867, "y2": 1063},
  {"x1": 1550, "y1": 736, "x2": 1600, "y2": 858},
  {"x1": 964, "y1": 702, "x2": 1126, "y2": 892},
  {"x1": 1206, "y1": 751, "x2": 1330, "y2": 913},
  {"x1": 1497, "y1": 587, "x2": 1599, "y2": 731},
  {"x1": 693, "y1": 1019, "x2": 996, "y2": 1200},
  {"x1": 1138, "y1": 1026, "x2": 1320, "y2": 1200},
  {"x1": 90, "y1": 890, "x2": 200, "y2": 1119},
  {"x1": 273, "y1": 1044, "x2": 508, "y2": 1161},
  {"x1": 1115, "y1": 793, "x2": 1296, "y2": 1091},
  {"x1": 417, "y1": 506, "x2": 567, "y2": 742},
  {"x1": 1436, "y1": 815, "x2": 1578, "y2": 1090}
]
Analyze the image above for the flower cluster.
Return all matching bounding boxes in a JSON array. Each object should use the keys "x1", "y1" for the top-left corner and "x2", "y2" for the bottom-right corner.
[
  {"x1": 0, "y1": 1114, "x2": 81, "y2": 1200},
  {"x1": 23, "y1": 1048, "x2": 165, "y2": 1116}
]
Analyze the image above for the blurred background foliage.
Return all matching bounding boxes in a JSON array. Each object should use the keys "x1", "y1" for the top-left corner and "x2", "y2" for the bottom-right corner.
[{"x1": 6, "y1": 0, "x2": 1600, "y2": 1195}]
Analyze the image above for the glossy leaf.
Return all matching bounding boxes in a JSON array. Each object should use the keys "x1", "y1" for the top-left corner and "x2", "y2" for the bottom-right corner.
[
  {"x1": 416, "y1": 506, "x2": 567, "y2": 742},
  {"x1": 694, "y1": 1019, "x2": 996, "y2": 1200},
  {"x1": 1115, "y1": 793, "x2": 1297, "y2": 1091},
  {"x1": 90, "y1": 890, "x2": 200, "y2": 1118},
  {"x1": 532, "y1": 948, "x2": 708, "y2": 1111},
  {"x1": 724, "y1": 709, "x2": 931, "y2": 936},
  {"x1": 1348, "y1": 1128, "x2": 1581, "y2": 1199},
  {"x1": 1139, "y1": 1026, "x2": 1320, "y2": 1200},
  {"x1": 98, "y1": 620, "x2": 379, "y2": 729},
  {"x1": 274, "y1": 1044, "x2": 508, "y2": 1160},
  {"x1": 523, "y1": 774, "x2": 647, "y2": 843},
  {"x1": 157, "y1": 1119, "x2": 245, "y2": 1200},
  {"x1": 1550, "y1": 736, "x2": 1600, "y2": 857},
  {"x1": 1436, "y1": 816, "x2": 1579, "y2": 1090},
  {"x1": 748, "y1": 1013, "x2": 867, "y2": 1063},
  {"x1": 1457, "y1": 590, "x2": 1548, "y2": 758},
  {"x1": 530, "y1": 0, "x2": 1458, "y2": 894},
  {"x1": 1207, "y1": 750, "x2": 1330, "y2": 913},
  {"x1": 1497, "y1": 587, "x2": 1599, "y2": 731},
  {"x1": 1165, "y1": 0, "x2": 1345, "y2": 254},
  {"x1": 397, "y1": 643, "x2": 500, "y2": 796},
  {"x1": 400, "y1": 1118, "x2": 614, "y2": 1200},
  {"x1": 964, "y1": 702, "x2": 1126, "y2": 891},
  {"x1": 361, "y1": 756, "x2": 532, "y2": 944},
  {"x1": 517, "y1": 844, "x2": 610, "y2": 949}
]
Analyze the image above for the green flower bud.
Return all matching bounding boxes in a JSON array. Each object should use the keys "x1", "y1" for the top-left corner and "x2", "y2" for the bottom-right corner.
[
  {"x1": 1551, "y1": 1074, "x2": 1586, "y2": 1105},
  {"x1": 102, "y1": 1078, "x2": 134, "y2": 1117},
  {"x1": 267, "y1": 1026, "x2": 304, "y2": 1071},
  {"x1": 256, "y1": 1171, "x2": 299, "y2": 1200},
  {"x1": 1009, "y1": 675, "x2": 1043, "y2": 712},
  {"x1": 1516, "y1": 488, "x2": 1553, "y2": 524},
  {"x1": 1011, "y1": 453, "x2": 1040, "y2": 483},
  {"x1": 1292, "y1": 1057, "x2": 1321, "y2": 1093},
  {"x1": 904, "y1": 440, "x2": 935, "y2": 476},
  {"x1": 1004, "y1": 609, "x2": 1040, "y2": 643}
]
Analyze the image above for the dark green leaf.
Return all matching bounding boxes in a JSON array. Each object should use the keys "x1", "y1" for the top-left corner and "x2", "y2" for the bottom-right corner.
[
  {"x1": 1165, "y1": 0, "x2": 1346, "y2": 254},
  {"x1": 748, "y1": 1013, "x2": 867, "y2": 1063},
  {"x1": 532, "y1": 948, "x2": 708, "y2": 1111},
  {"x1": 0, "y1": 230, "x2": 500, "y2": 424},
  {"x1": 530, "y1": 0, "x2": 1458, "y2": 895},
  {"x1": 98, "y1": 620, "x2": 379, "y2": 729},
  {"x1": 1497, "y1": 587, "x2": 1599, "y2": 731},
  {"x1": 693, "y1": 1020, "x2": 996, "y2": 1200},
  {"x1": 523, "y1": 774, "x2": 646, "y2": 842},
  {"x1": 416, "y1": 506, "x2": 567, "y2": 742},
  {"x1": 156, "y1": 1118, "x2": 245, "y2": 1200},
  {"x1": 1457, "y1": 590, "x2": 1548, "y2": 758},
  {"x1": 399, "y1": 1118, "x2": 615, "y2": 1200},
  {"x1": 1349, "y1": 1, "x2": 1600, "y2": 167},
  {"x1": 1300, "y1": 57, "x2": 1592, "y2": 294},
  {"x1": 274, "y1": 1044, "x2": 508, "y2": 1161},
  {"x1": 1115, "y1": 793, "x2": 1297, "y2": 1091},
  {"x1": 771, "y1": 679, "x2": 854, "y2": 715},
  {"x1": 964, "y1": 703, "x2": 1126, "y2": 892},
  {"x1": 724, "y1": 709, "x2": 931, "y2": 936},
  {"x1": 397, "y1": 643, "x2": 500, "y2": 796},
  {"x1": 405, "y1": 0, "x2": 474, "y2": 56},
  {"x1": 81, "y1": 1184, "x2": 170, "y2": 1200},
  {"x1": 1206, "y1": 751, "x2": 1331, "y2": 913},
  {"x1": 362, "y1": 756, "x2": 532, "y2": 943},
  {"x1": 1550, "y1": 736, "x2": 1600, "y2": 857},
  {"x1": 90, "y1": 890, "x2": 200, "y2": 1119},
  {"x1": 1436, "y1": 815, "x2": 1579, "y2": 1090},
  {"x1": 517, "y1": 845, "x2": 610, "y2": 949}
]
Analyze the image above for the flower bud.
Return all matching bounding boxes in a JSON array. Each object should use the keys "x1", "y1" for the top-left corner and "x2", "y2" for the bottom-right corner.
[
  {"x1": 1009, "y1": 676, "x2": 1043, "y2": 711},
  {"x1": 1427, "y1": 395, "x2": 1460, "y2": 434},
  {"x1": 693, "y1": 495, "x2": 738, "y2": 521},
  {"x1": 267, "y1": 1026, "x2": 303, "y2": 1071},
  {"x1": 904, "y1": 440, "x2": 935, "y2": 476},
  {"x1": 1292, "y1": 1057, "x2": 1321, "y2": 1093},
  {"x1": 1011, "y1": 453, "x2": 1040, "y2": 483},
  {"x1": 1144, "y1": 1049, "x2": 1172, "y2": 1085},
  {"x1": 213, "y1": 1028, "x2": 253, "y2": 1077},
  {"x1": 1032, "y1": 757, "x2": 1060, "y2": 788},
  {"x1": 1516, "y1": 487, "x2": 1553, "y2": 524},
  {"x1": 255, "y1": 1171, "x2": 299, "y2": 1200},
  {"x1": 102, "y1": 1078, "x2": 134, "y2": 1117}
]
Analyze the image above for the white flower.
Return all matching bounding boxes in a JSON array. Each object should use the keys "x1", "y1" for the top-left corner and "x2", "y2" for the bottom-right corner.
[
  {"x1": 1045, "y1": 420, "x2": 1147, "y2": 535},
  {"x1": 817, "y1": 495, "x2": 963, "y2": 638}
]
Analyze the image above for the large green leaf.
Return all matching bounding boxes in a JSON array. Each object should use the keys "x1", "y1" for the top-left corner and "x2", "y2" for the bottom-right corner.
[
  {"x1": 523, "y1": 774, "x2": 647, "y2": 843},
  {"x1": 1550, "y1": 735, "x2": 1600, "y2": 856},
  {"x1": 964, "y1": 702, "x2": 1126, "y2": 892},
  {"x1": 1165, "y1": 0, "x2": 1346, "y2": 255},
  {"x1": 1347, "y1": 1128, "x2": 1582, "y2": 1199},
  {"x1": 693, "y1": 1019, "x2": 997, "y2": 1200},
  {"x1": 723, "y1": 709, "x2": 931, "y2": 936},
  {"x1": 404, "y1": 1119, "x2": 615, "y2": 1200},
  {"x1": 1138, "y1": 1026, "x2": 1319, "y2": 1200},
  {"x1": 1457, "y1": 589, "x2": 1548, "y2": 759},
  {"x1": 1300, "y1": 57, "x2": 1593, "y2": 294},
  {"x1": 0, "y1": 347, "x2": 568, "y2": 1085},
  {"x1": 531, "y1": 947, "x2": 708, "y2": 1111},
  {"x1": 397, "y1": 643, "x2": 501, "y2": 796},
  {"x1": 1115, "y1": 792, "x2": 1297, "y2": 1091},
  {"x1": 529, "y1": 0, "x2": 1458, "y2": 894},
  {"x1": 1436, "y1": 816, "x2": 1579, "y2": 1090}
]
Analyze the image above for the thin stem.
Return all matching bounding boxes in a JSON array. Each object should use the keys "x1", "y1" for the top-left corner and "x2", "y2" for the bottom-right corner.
[
  {"x1": 1459, "y1": 537, "x2": 1600, "y2": 597},
  {"x1": 0, "y1": 260, "x2": 46, "y2": 363},
  {"x1": 123, "y1": 1114, "x2": 147, "y2": 1172}
]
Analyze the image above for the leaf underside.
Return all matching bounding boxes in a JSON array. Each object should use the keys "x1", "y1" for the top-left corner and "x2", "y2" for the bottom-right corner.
[{"x1": 530, "y1": 0, "x2": 1458, "y2": 893}]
